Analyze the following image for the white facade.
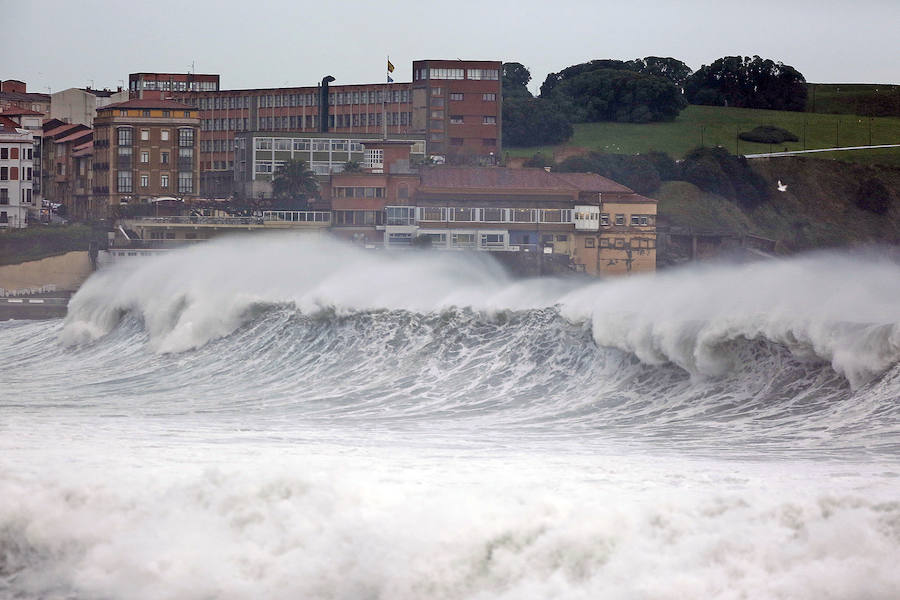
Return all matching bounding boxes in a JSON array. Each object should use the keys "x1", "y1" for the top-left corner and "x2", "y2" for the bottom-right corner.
[
  {"x1": 50, "y1": 88, "x2": 128, "y2": 127},
  {"x1": 0, "y1": 127, "x2": 35, "y2": 228}
]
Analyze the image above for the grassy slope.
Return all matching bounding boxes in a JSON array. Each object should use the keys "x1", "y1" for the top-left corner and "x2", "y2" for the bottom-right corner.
[
  {"x1": 507, "y1": 105, "x2": 900, "y2": 166},
  {"x1": 807, "y1": 83, "x2": 900, "y2": 117},
  {"x1": 656, "y1": 158, "x2": 900, "y2": 251},
  {"x1": 0, "y1": 224, "x2": 105, "y2": 266}
]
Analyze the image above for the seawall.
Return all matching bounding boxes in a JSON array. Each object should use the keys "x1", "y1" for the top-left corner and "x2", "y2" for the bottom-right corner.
[{"x1": 0, "y1": 251, "x2": 94, "y2": 294}]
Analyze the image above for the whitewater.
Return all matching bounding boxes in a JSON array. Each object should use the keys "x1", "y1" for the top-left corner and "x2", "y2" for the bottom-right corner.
[{"x1": 1, "y1": 234, "x2": 898, "y2": 599}]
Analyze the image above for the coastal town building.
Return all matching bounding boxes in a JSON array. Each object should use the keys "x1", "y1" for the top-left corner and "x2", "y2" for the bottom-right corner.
[
  {"x1": 50, "y1": 87, "x2": 129, "y2": 127},
  {"x1": 92, "y1": 98, "x2": 201, "y2": 210},
  {"x1": 114, "y1": 139, "x2": 656, "y2": 275},
  {"x1": 234, "y1": 131, "x2": 426, "y2": 200},
  {"x1": 126, "y1": 59, "x2": 501, "y2": 197},
  {"x1": 0, "y1": 119, "x2": 36, "y2": 228},
  {"x1": 0, "y1": 80, "x2": 50, "y2": 115},
  {"x1": 1, "y1": 108, "x2": 45, "y2": 209}
]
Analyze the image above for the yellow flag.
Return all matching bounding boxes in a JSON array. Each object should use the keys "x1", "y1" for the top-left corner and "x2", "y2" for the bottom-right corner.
[{"x1": 387, "y1": 60, "x2": 395, "y2": 73}]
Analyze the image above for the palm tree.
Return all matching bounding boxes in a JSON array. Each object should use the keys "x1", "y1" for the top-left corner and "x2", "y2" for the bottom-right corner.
[{"x1": 272, "y1": 159, "x2": 319, "y2": 203}]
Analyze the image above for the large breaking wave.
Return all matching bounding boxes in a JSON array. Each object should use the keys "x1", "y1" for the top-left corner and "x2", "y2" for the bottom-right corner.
[{"x1": 62, "y1": 234, "x2": 900, "y2": 387}]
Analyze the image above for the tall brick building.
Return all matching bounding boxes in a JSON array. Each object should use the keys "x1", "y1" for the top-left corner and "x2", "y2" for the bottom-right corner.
[
  {"x1": 92, "y1": 99, "x2": 200, "y2": 210},
  {"x1": 129, "y1": 59, "x2": 502, "y2": 197}
]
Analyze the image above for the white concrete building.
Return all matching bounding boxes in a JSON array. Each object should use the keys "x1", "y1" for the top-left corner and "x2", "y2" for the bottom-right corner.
[
  {"x1": 50, "y1": 87, "x2": 128, "y2": 127},
  {"x1": 0, "y1": 121, "x2": 35, "y2": 228}
]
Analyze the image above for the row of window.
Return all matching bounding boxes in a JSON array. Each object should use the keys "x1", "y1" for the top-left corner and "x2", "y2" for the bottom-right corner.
[
  {"x1": 117, "y1": 127, "x2": 193, "y2": 147},
  {"x1": 0, "y1": 188, "x2": 33, "y2": 204},
  {"x1": 0, "y1": 147, "x2": 33, "y2": 160},
  {"x1": 414, "y1": 68, "x2": 499, "y2": 81},
  {"x1": 134, "y1": 79, "x2": 217, "y2": 92},
  {"x1": 116, "y1": 171, "x2": 192, "y2": 193},
  {"x1": 373, "y1": 207, "x2": 656, "y2": 227},
  {"x1": 584, "y1": 237, "x2": 657, "y2": 249},
  {"x1": 333, "y1": 187, "x2": 386, "y2": 198},
  {"x1": 0, "y1": 167, "x2": 32, "y2": 181},
  {"x1": 118, "y1": 109, "x2": 192, "y2": 118},
  {"x1": 252, "y1": 138, "x2": 425, "y2": 155},
  {"x1": 599, "y1": 213, "x2": 655, "y2": 227},
  {"x1": 449, "y1": 138, "x2": 497, "y2": 147}
]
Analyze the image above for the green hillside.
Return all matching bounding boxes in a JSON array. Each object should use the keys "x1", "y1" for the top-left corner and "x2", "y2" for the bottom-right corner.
[
  {"x1": 507, "y1": 105, "x2": 900, "y2": 166},
  {"x1": 656, "y1": 158, "x2": 900, "y2": 252},
  {"x1": 807, "y1": 83, "x2": 900, "y2": 117}
]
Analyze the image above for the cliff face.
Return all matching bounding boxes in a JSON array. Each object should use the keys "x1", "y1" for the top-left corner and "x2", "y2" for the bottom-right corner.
[{"x1": 656, "y1": 157, "x2": 900, "y2": 260}]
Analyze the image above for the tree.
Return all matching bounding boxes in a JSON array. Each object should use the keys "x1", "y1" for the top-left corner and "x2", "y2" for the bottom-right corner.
[
  {"x1": 684, "y1": 55, "x2": 807, "y2": 111},
  {"x1": 272, "y1": 159, "x2": 319, "y2": 202},
  {"x1": 679, "y1": 146, "x2": 769, "y2": 209},
  {"x1": 539, "y1": 57, "x2": 692, "y2": 97},
  {"x1": 342, "y1": 160, "x2": 362, "y2": 173},
  {"x1": 549, "y1": 68, "x2": 686, "y2": 123},
  {"x1": 502, "y1": 62, "x2": 533, "y2": 99},
  {"x1": 502, "y1": 97, "x2": 573, "y2": 147}
]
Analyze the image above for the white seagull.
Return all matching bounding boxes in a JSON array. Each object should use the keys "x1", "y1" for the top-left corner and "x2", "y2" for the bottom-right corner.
[{"x1": 777, "y1": 180, "x2": 788, "y2": 192}]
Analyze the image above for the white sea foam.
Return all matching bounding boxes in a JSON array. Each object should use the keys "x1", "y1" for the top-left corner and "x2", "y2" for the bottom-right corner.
[
  {"x1": 62, "y1": 235, "x2": 900, "y2": 385},
  {"x1": 2, "y1": 451, "x2": 898, "y2": 600}
]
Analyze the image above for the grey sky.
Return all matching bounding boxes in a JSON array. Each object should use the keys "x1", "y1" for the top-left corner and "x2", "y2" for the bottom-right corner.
[{"x1": 5, "y1": 0, "x2": 898, "y2": 95}]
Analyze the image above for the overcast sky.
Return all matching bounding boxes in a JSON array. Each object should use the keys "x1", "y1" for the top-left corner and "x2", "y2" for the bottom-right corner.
[{"x1": 5, "y1": 0, "x2": 898, "y2": 95}]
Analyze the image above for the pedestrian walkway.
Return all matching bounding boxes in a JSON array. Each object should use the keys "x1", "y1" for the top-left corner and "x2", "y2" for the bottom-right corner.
[{"x1": 744, "y1": 144, "x2": 900, "y2": 159}]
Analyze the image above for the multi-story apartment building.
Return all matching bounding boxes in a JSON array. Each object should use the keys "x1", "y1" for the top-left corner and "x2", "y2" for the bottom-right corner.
[
  {"x1": 50, "y1": 87, "x2": 129, "y2": 127},
  {"x1": 0, "y1": 80, "x2": 50, "y2": 115},
  {"x1": 1, "y1": 108, "x2": 45, "y2": 209},
  {"x1": 92, "y1": 99, "x2": 200, "y2": 209},
  {"x1": 44, "y1": 122, "x2": 92, "y2": 217},
  {"x1": 0, "y1": 119, "x2": 36, "y2": 228},
  {"x1": 411, "y1": 60, "x2": 501, "y2": 160},
  {"x1": 129, "y1": 59, "x2": 502, "y2": 197}
]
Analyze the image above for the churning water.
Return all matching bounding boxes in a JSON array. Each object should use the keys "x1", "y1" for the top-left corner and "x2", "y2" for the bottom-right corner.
[{"x1": 2, "y1": 234, "x2": 899, "y2": 599}]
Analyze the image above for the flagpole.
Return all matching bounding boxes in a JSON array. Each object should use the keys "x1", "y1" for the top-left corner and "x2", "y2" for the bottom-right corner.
[{"x1": 383, "y1": 55, "x2": 389, "y2": 140}]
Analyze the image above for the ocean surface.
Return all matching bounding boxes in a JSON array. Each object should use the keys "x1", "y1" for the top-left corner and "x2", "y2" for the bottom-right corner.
[{"x1": 1, "y1": 235, "x2": 898, "y2": 599}]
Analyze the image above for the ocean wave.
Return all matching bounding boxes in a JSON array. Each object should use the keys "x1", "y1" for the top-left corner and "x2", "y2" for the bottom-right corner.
[{"x1": 60, "y1": 236, "x2": 900, "y2": 387}]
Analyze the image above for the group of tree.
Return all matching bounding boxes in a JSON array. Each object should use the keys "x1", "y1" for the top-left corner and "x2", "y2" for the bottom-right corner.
[
  {"x1": 544, "y1": 146, "x2": 768, "y2": 210},
  {"x1": 502, "y1": 54, "x2": 808, "y2": 148},
  {"x1": 684, "y1": 55, "x2": 807, "y2": 111},
  {"x1": 538, "y1": 57, "x2": 689, "y2": 125},
  {"x1": 501, "y1": 63, "x2": 573, "y2": 147}
]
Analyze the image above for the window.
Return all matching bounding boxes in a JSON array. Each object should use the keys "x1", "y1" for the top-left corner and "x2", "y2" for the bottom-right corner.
[
  {"x1": 117, "y1": 127, "x2": 133, "y2": 146},
  {"x1": 161, "y1": 151, "x2": 169, "y2": 164},
  {"x1": 117, "y1": 171, "x2": 132, "y2": 193},
  {"x1": 615, "y1": 214, "x2": 625, "y2": 226},
  {"x1": 600, "y1": 213, "x2": 610, "y2": 226},
  {"x1": 467, "y1": 69, "x2": 499, "y2": 80},
  {"x1": 482, "y1": 93, "x2": 496, "y2": 102},
  {"x1": 293, "y1": 139, "x2": 310, "y2": 151},
  {"x1": 0, "y1": 167, "x2": 6, "y2": 180},
  {"x1": 161, "y1": 174, "x2": 169, "y2": 188},
  {"x1": 183, "y1": 111, "x2": 190, "y2": 118},
  {"x1": 429, "y1": 68, "x2": 464, "y2": 80},
  {"x1": 142, "y1": 110, "x2": 151, "y2": 117},
  {"x1": 631, "y1": 215, "x2": 640, "y2": 226},
  {"x1": 140, "y1": 174, "x2": 149, "y2": 187},
  {"x1": 364, "y1": 148, "x2": 383, "y2": 169},
  {"x1": 256, "y1": 138, "x2": 272, "y2": 150},
  {"x1": 178, "y1": 172, "x2": 193, "y2": 193},
  {"x1": 483, "y1": 138, "x2": 496, "y2": 146},
  {"x1": 431, "y1": 87, "x2": 442, "y2": 96},
  {"x1": 0, "y1": 148, "x2": 6, "y2": 159},
  {"x1": 451, "y1": 232, "x2": 476, "y2": 247},
  {"x1": 141, "y1": 151, "x2": 149, "y2": 163},
  {"x1": 385, "y1": 206, "x2": 415, "y2": 226},
  {"x1": 483, "y1": 116, "x2": 497, "y2": 125},
  {"x1": 162, "y1": 110, "x2": 170, "y2": 117},
  {"x1": 178, "y1": 128, "x2": 195, "y2": 147},
  {"x1": 141, "y1": 130, "x2": 149, "y2": 141},
  {"x1": 450, "y1": 93, "x2": 464, "y2": 101},
  {"x1": 450, "y1": 115, "x2": 463, "y2": 124},
  {"x1": 119, "y1": 109, "x2": 127, "y2": 116},
  {"x1": 274, "y1": 139, "x2": 291, "y2": 151},
  {"x1": 585, "y1": 237, "x2": 595, "y2": 248},
  {"x1": 0, "y1": 189, "x2": 7, "y2": 204},
  {"x1": 418, "y1": 207, "x2": 446, "y2": 221},
  {"x1": 450, "y1": 207, "x2": 476, "y2": 222}
]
